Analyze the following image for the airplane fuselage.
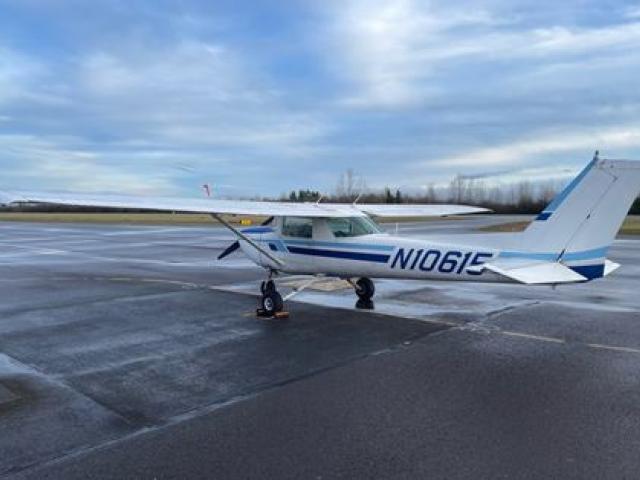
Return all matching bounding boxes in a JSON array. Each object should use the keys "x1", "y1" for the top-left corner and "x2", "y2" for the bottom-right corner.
[
  {"x1": 240, "y1": 228, "x2": 505, "y2": 282},
  {"x1": 237, "y1": 212, "x2": 611, "y2": 285}
]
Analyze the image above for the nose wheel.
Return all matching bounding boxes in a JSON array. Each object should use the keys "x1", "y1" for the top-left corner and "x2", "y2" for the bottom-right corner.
[
  {"x1": 354, "y1": 277, "x2": 375, "y2": 301},
  {"x1": 258, "y1": 279, "x2": 286, "y2": 317},
  {"x1": 261, "y1": 290, "x2": 284, "y2": 315}
]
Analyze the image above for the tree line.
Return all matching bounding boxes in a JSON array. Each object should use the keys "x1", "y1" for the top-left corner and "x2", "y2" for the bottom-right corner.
[{"x1": 282, "y1": 170, "x2": 640, "y2": 215}]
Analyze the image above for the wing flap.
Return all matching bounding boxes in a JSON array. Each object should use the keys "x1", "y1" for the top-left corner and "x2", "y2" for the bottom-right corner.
[
  {"x1": 356, "y1": 204, "x2": 490, "y2": 217},
  {"x1": 482, "y1": 259, "x2": 587, "y2": 284}
]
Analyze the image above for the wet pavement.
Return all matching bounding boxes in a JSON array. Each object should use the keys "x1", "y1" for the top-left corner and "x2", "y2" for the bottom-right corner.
[{"x1": 0, "y1": 216, "x2": 639, "y2": 479}]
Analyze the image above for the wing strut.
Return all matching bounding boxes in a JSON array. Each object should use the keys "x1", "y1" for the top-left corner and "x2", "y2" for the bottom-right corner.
[{"x1": 211, "y1": 214, "x2": 285, "y2": 267}]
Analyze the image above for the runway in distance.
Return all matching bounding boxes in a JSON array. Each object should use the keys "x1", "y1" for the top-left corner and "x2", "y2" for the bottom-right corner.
[{"x1": 3, "y1": 153, "x2": 640, "y2": 315}]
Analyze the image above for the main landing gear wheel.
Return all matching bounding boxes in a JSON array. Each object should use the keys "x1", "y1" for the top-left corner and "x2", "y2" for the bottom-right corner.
[
  {"x1": 355, "y1": 277, "x2": 375, "y2": 300},
  {"x1": 261, "y1": 290, "x2": 284, "y2": 316}
]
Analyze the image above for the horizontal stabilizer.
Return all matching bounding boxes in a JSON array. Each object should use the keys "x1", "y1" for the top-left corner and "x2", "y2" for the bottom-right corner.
[
  {"x1": 604, "y1": 259, "x2": 620, "y2": 276},
  {"x1": 480, "y1": 259, "x2": 587, "y2": 284}
]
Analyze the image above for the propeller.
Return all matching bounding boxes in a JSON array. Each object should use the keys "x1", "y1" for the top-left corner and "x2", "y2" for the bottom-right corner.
[
  {"x1": 217, "y1": 216, "x2": 274, "y2": 260},
  {"x1": 217, "y1": 240, "x2": 241, "y2": 260}
]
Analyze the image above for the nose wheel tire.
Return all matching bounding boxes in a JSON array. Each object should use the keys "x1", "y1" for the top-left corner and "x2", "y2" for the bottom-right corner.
[
  {"x1": 355, "y1": 277, "x2": 375, "y2": 300},
  {"x1": 261, "y1": 290, "x2": 284, "y2": 315}
]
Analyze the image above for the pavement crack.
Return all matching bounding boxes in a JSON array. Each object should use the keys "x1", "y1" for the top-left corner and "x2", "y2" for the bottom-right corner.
[
  {"x1": 455, "y1": 300, "x2": 543, "y2": 335},
  {"x1": 486, "y1": 300, "x2": 541, "y2": 320}
]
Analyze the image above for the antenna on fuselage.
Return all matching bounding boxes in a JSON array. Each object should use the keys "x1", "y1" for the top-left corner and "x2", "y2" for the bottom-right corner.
[
  {"x1": 352, "y1": 192, "x2": 362, "y2": 205},
  {"x1": 315, "y1": 194, "x2": 324, "y2": 205}
]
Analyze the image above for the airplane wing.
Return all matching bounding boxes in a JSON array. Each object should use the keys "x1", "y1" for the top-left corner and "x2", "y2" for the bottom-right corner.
[
  {"x1": 472, "y1": 258, "x2": 587, "y2": 284},
  {"x1": 1, "y1": 191, "x2": 489, "y2": 218},
  {"x1": 2, "y1": 191, "x2": 358, "y2": 217}
]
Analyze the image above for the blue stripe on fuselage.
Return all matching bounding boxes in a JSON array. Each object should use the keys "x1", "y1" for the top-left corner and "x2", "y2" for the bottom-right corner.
[
  {"x1": 240, "y1": 227, "x2": 274, "y2": 234},
  {"x1": 287, "y1": 246, "x2": 390, "y2": 263},
  {"x1": 283, "y1": 239, "x2": 395, "y2": 251},
  {"x1": 499, "y1": 246, "x2": 608, "y2": 262},
  {"x1": 500, "y1": 251, "x2": 558, "y2": 261},
  {"x1": 562, "y1": 247, "x2": 609, "y2": 261}
]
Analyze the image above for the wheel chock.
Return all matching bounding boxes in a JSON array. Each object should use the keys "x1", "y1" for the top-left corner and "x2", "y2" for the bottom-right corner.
[{"x1": 256, "y1": 309, "x2": 290, "y2": 319}]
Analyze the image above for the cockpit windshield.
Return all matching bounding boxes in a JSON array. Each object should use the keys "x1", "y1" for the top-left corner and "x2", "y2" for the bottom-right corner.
[{"x1": 327, "y1": 216, "x2": 382, "y2": 237}]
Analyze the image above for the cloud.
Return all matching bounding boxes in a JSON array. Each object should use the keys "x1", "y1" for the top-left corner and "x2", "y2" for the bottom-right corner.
[
  {"x1": 76, "y1": 41, "x2": 328, "y2": 149},
  {"x1": 324, "y1": 0, "x2": 500, "y2": 107},
  {"x1": 80, "y1": 42, "x2": 253, "y2": 101},
  {"x1": 0, "y1": 36, "x2": 331, "y2": 194},
  {"x1": 0, "y1": 47, "x2": 42, "y2": 105},
  {"x1": 0, "y1": 134, "x2": 177, "y2": 194},
  {"x1": 322, "y1": 1, "x2": 640, "y2": 109},
  {"x1": 429, "y1": 125, "x2": 640, "y2": 169},
  {"x1": 0, "y1": 45, "x2": 71, "y2": 110},
  {"x1": 624, "y1": 5, "x2": 640, "y2": 19}
]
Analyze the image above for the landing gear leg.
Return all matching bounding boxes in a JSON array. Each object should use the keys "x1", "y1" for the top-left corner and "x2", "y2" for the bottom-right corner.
[{"x1": 260, "y1": 279, "x2": 276, "y2": 295}]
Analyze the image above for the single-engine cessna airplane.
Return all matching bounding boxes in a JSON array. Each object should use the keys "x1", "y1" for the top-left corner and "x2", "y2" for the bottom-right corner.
[{"x1": 2, "y1": 153, "x2": 639, "y2": 316}]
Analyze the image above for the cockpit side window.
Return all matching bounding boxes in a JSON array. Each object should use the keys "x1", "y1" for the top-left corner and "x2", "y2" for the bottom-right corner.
[
  {"x1": 282, "y1": 217, "x2": 313, "y2": 238},
  {"x1": 328, "y1": 216, "x2": 382, "y2": 237}
]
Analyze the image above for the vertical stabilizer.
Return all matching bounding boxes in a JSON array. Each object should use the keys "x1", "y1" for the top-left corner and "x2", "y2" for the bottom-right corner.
[{"x1": 519, "y1": 154, "x2": 640, "y2": 278}]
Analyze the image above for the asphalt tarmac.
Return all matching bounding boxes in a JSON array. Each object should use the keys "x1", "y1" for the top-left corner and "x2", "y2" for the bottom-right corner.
[{"x1": 1, "y1": 216, "x2": 639, "y2": 479}]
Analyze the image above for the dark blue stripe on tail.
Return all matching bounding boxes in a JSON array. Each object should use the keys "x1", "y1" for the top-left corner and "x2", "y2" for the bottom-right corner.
[{"x1": 569, "y1": 264, "x2": 604, "y2": 280}]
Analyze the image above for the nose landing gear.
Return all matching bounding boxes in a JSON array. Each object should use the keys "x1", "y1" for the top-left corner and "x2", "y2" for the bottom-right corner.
[
  {"x1": 259, "y1": 280, "x2": 284, "y2": 316},
  {"x1": 350, "y1": 277, "x2": 375, "y2": 310},
  {"x1": 258, "y1": 279, "x2": 285, "y2": 317},
  {"x1": 354, "y1": 277, "x2": 375, "y2": 301}
]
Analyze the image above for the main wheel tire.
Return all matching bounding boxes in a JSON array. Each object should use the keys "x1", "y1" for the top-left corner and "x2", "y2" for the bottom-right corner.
[
  {"x1": 355, "y1": 277, "x2": 375, "y2": 300},
  {"x1": 261, "y1": 291, "x2": 284, "y2": 315},
  {"x1": 261, "y1": 280, "x2": 275, "y2": 295}
]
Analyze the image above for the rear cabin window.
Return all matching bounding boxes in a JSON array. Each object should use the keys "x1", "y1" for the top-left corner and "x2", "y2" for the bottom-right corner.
[
  {"x1": 328, "y1": 217, "x2": 381, "y2": 237},
  {"x1": 282, "y1": 217, "x2": 313, "y2": 238}
]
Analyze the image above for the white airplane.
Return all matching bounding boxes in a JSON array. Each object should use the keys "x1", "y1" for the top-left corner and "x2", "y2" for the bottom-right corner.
[{"x1": 2, "y1": 153, "x2": 639, "y2": 316}]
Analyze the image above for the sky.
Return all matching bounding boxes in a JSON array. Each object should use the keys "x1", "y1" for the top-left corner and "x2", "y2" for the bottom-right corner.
[{"x1": 1, "y1": 0, "x2": 640, "y2": 198}]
